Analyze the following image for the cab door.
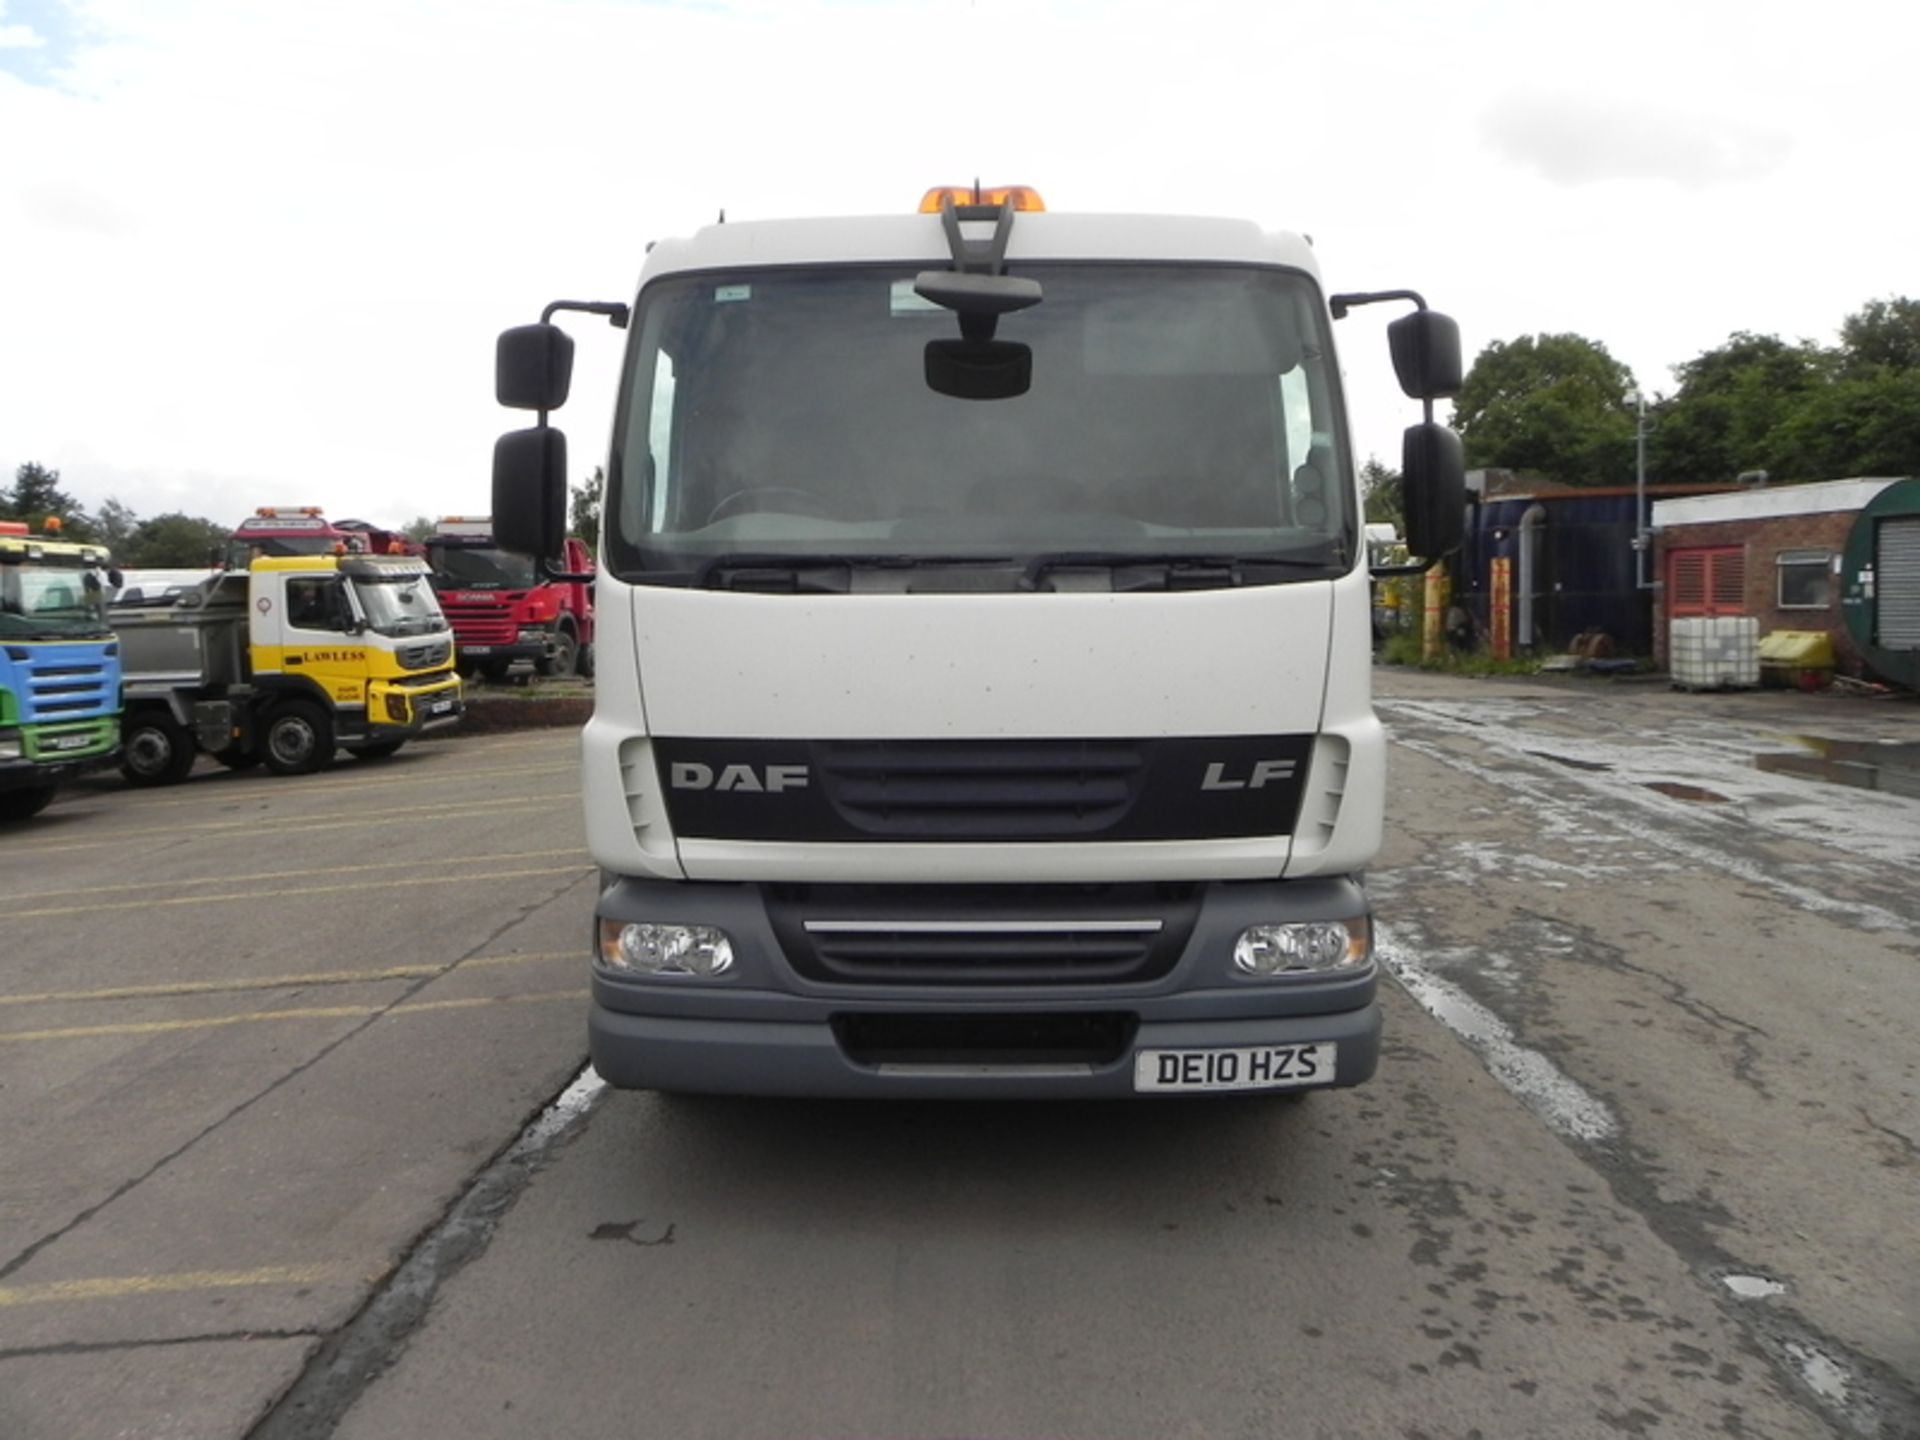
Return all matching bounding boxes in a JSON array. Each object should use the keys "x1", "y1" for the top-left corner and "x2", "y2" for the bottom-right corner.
[{"x1": 252, "y1": 573, "x2": 369, "y2": 709}]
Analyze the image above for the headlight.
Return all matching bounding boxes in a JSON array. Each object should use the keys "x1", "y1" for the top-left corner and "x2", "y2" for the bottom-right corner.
[
  {"x1": 385, "y1": 693, "x2": 410, "y2": 723},
  {"x1": 599, "y1": 920, "x2": 735, "y2": 977},
  {"x1": 1233, "y1": 916, "x2": 1371, "y2": 976},
  {"x1": 0, "y1": 734, "x2": 21, "y2": 761},
  {"x1": 516, "y1": 627, "x2": 549, "y2": 645}
]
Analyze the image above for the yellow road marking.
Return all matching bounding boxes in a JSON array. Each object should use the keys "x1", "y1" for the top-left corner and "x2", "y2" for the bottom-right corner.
[
  {"x1": 90, "y1": 760, "x2": 580, "y2": 813},
  {"x1": 25, "y1": 794, "x2": 571, "y2": 855},
  {"x1": 0, "y1": 952, "x2": 578, "y2": 1009},
  {"x1": 0, "y1": 1265, "x2": 341, "y2": 1309},
  {"x1": 7, "y1": 865, "x2": 590, "y2": 920},
  {"x1": 0, "y1": 988, "x2": 585, "y2": 1044},
  {"x1": 1, "y1": 847, "x2": 589, "y2": 905}
]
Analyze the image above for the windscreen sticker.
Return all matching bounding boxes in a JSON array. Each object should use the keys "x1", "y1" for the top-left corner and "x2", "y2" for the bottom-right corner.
[
  {"x1": 713, "y1": 284, "x2": 751, "y2": 304},
  {"x1": 889, "y1": 279, "x2": 945, "y2": 315}
]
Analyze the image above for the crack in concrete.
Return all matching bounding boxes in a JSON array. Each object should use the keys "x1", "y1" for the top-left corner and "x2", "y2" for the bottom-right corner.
[
  {"x1": 244, "y1": 1061, "x2": 608, "y2": 1440},
  {"x1": 0, "y1": 1329, "x2": 319, "y2": 1361}
]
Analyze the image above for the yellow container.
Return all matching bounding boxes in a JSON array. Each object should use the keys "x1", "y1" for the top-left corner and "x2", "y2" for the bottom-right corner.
[{"x1": 1758, "y1": 631, "x2": 1835, "y2": 668}]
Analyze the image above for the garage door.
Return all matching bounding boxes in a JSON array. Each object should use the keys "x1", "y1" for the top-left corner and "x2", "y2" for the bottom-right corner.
[{"x1": 1878, "y1": 516, "x2": 1920, "y2": 649}]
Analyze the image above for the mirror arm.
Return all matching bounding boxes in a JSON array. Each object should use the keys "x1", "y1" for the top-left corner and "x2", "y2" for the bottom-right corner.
[
  {"x1": 1369, "y1": 556, "x2": 1446, "y2": 578},
  {"x1": 538, "y1": 558, "x2": 594, "y2": 584}
]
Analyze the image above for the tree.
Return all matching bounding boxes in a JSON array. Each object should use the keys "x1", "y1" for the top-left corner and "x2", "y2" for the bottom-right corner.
[
  {"x1": 1651, "y1": 332, "x2": 1830, "y2": 485},
  {"x1": 1450, "y1": 335, "x2": 1638, "y2": 486},
  {"x1": 123, "y1": 513, "x2": 230, "y2": 567},
  {"x1": 3, "y1": 462, "x2": 95, "y2": 538},
  {"x1": 1768, "y1": 366, "x2": 1920, "y2": 480},
  {"x1": 1838, "y1": 296, "x2": 1920, "y2": 375},
  {"x1": 571, "y1": 467, "x2": 603, "y2": 550},
  {"x1": 1360, "y1": 456, "x2": 1402, "y2": 528},
  {"x1": 94, "y1": 497, "x2": 141, "y2": 557},
  {"x1": 402, "y1": 516, "x2": 438, "y2": 544}
]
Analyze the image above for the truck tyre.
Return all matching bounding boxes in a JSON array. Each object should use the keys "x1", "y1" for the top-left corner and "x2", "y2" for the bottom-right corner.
[
  {"x1": 0, "y1": 785, "x2": 58, "y2": 822},
  {"x1": 262, "y1": 700, "x2": 334, "y2": 776},
  {"x1": 121, "y1": 713, "x2": 199, "y2": 787},
  {"x1": 575, "y1": 641, "x2": 595, "y2": 680},
  {"x1": 537, "y1": 625, "x2": 578, "y2": 678},
  {"x1": 351, "y1": 740, "x2": 405, "y2": 760}
]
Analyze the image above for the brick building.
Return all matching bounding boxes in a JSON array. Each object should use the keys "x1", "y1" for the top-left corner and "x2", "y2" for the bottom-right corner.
[{"x1": 1649, "y1": 477, "x2": 1902, "y2": 675}]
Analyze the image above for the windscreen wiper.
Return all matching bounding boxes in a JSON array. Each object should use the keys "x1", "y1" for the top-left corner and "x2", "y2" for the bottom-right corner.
[{"x1": 1020, "y1": 551, "x2": 1342, "y2": 591}]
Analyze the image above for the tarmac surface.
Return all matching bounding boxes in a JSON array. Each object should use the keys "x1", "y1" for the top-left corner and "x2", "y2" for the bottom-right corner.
[{"x1": 1, "y1": 672, "x2": 1916, "y2": 1438}]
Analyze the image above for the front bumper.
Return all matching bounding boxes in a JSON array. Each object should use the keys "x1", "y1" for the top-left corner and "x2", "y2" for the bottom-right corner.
[
  {"x1": 589, "y1": 875, "x2": 1380, "y2": 1098},
  {"x1": 364, "y1": 676, "x2": 465, "y2": 736},
  {"x1": 1, "y1": 746, "x2": 121, "y2": 793}
]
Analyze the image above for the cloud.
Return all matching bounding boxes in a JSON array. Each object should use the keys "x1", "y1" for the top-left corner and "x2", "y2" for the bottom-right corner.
[
  {"x1": 0, "y1": 23, "x2": 45, "y2": 49},
  {"x1": 1481, "y1": 90, "x2": 1793, "y2": 189},
  {"x1": 18, "y1": 178, "x2": 136, "y2": 235}
]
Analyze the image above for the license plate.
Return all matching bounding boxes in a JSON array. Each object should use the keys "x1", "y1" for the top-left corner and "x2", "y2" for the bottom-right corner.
[
  {"x1": 429, "y1": 699, "x2": 455, "y2": 715},
  {"x1": 463, "y1": 646, "x2": 492, "y2": 655},
  {"x1": 1134, "y1": 1043, "x2": 1336, "y2": 1093},
  {"x1": 42, "y1": 734, "x2": 92, "y2": 752}
]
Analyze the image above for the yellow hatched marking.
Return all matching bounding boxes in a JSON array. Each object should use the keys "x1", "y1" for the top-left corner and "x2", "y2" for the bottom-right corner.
[
  {"x1": 0, "y1": 1265, "x2": 341, "y2": 1309},
  {"x1": 8, "y1": 864, "x2": 590, "y2": 920},
  {"x1": 0, "y1": 988, "x2": 584, "y2": 1044},
  {"x1": 0, "y1": 952, "x2": 577, "y2": 1009}
]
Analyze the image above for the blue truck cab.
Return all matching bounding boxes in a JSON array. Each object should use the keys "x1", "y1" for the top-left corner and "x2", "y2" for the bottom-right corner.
[{"x1": 0, "y1": 521, "x2": 123, "y2": 822}]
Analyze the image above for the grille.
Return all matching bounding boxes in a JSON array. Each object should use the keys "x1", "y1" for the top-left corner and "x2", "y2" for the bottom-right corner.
[
  {"x1": 397, "y1": 638, "x2": 453, "y2": 670},
  {"x1": 26, "y1": 660, "x2": 113, "y2": 718},
  {"x1": 818, "y1": 739, "x2": 1145, "y2": 838},
  {"x1": 768, "y1": 883, "x2": 1199, "y2": 986},
  {"x1": 441, "y1": 599, "x2": 517, "y2": 646}
]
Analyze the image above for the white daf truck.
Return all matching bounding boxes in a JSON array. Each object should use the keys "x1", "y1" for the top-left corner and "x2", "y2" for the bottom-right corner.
[{"x1": 492, "y1": 186, "x2": 1463, "y2": 1098}]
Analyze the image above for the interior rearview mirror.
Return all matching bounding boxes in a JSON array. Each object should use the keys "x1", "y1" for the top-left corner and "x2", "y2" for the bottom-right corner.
[{"x1": 925, "y1": 339, "x2": 1033, "y2": 400}]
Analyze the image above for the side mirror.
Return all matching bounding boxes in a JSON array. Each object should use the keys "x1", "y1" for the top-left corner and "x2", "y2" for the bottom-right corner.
[
  {"x1": 1387, "y1": 310, "x2": 1463, "y2": 400},
  {"x1": 1402, "y1": 422, "x2": 1466, "y2": 559},
  {"x1": 497, "y1": 324, "x2": 576, "y2": 412},
  {"x1": 108, "y1": 567, "x2": 124, "y2": 589},
  {"x1": 493, "y1": 427, "x2": 568, "y2": 558}
]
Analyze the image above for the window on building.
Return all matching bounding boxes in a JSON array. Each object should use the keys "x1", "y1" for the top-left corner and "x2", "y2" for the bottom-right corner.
[
  {"x1": 1776, "y1": 550, "x2": 1832, "y2": 610},
  {"x1": 1668, "y1": 546, "x2": 1745, "y2": 616}
]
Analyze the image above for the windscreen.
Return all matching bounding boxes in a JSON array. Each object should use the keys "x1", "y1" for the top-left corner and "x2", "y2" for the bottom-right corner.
[
  {"x1": 0, "y1": 561, "x2": 112, "y2": 639},
  {"x1": 352, "y1": 575, "x2": 448, "y2": 638},
  {"x1": 428, "y1": 545, "x2": 539, "y2": 590},
  {"x1": 606, "y1": 263, "x2": 1353, "y2": 585}
]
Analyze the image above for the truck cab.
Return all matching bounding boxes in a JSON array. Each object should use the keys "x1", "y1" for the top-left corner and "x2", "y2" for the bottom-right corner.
[
  {"x1": 0, "y1": 521, "x2": 123, "y2": 821},
  {"x1": 492, "y1": 187, "x2": 1463, "y2": 1098},
  {"x1": 426, "y1": 518, "x2": 594, "y2": 680},
  {"x1": 224, "y1": 506, "x2": 416, "y2": 570},
  {"x1": 116, "y1": 553, "x2": 463, "y2": 783}
]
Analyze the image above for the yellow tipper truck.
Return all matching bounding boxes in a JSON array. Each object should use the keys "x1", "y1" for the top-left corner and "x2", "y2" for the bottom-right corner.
[{"x1": 115, "y1": 554, "x2": 464, "y2": 784}]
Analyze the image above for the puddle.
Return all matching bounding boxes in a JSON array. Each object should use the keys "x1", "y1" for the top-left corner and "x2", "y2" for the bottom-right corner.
[
  {"x1": 1526, "y1": 749, "x2": 1613, "y2": 772},
  {"x1": 1755, "y1": 736, "x2": 1920, "y2": 800},
  {"x1": 1722, "y1": 1273, "x2": 1787, "y2": 1299},
  {"x1": 1642, "y1": 781, "x2": 1731, "y2": 803},
  {"x1": 1783, "y1": 1340, "x2": 1853, "y2": 1406}
]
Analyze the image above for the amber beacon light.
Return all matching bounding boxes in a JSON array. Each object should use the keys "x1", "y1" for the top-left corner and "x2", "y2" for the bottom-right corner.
[{"x1": 918, "y1": 184, "x2": 1046, "y2": 213}]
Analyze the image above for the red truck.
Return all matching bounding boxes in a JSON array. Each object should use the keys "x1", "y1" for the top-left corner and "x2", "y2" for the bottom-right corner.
[{"x1": 425, "y1": 518, "x2": 594, "y2": 680}]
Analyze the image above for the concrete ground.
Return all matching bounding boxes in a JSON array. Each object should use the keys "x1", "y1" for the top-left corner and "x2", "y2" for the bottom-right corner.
[{"x1": 2, "y1": 674, "x2": 1915, "y2": 1439}]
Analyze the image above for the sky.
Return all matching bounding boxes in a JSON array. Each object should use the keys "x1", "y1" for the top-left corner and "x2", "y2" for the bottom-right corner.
[{"x1": 3, "y1": 0, "x2": 1915, "y2": 530}]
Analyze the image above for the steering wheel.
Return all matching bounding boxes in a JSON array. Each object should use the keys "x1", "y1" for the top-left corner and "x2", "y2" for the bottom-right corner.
[{"x1": 704, "y1": 486, "x2": 846, "y2": 525}]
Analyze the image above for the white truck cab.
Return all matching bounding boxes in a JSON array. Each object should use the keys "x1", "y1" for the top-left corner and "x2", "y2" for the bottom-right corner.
[{"x1": 494, "y1": 187, "x2": 1464, "y2": 1097}]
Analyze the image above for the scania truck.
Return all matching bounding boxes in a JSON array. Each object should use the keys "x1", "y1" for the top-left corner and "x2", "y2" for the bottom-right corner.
[
  {"x1": 426, "y1": 518, "x2": 594, "y2": 679},
  {"x1": 0, "y1": 521, "x2": 122, "y2": 821},
  {"x1": 115, "y1": 553, "x2": 463, "y2": 783},
  {"x1": 491, "y1": 186, "x2": 1463, "y2": 1097}
]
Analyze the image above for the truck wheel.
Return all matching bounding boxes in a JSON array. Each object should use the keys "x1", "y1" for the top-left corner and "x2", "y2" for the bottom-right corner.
[
  {"x1": 262, "y1": 701, "x2": 334, "y2": 776},
  {"x1": 351, "y1": 740, "x2": 406, "y2": 760},
  {"x1": 537, "y1": 626, "x2": 578, "y2": 678},
  {"x1": 121, "y1": 714, "x2": 199, "y2": 787},
  {"x1": 575, "y1": 641, "x2": 595, "y2": 680},
  {"x1": 0, "y1": 785, "x2": 58, "y2": 822}
]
